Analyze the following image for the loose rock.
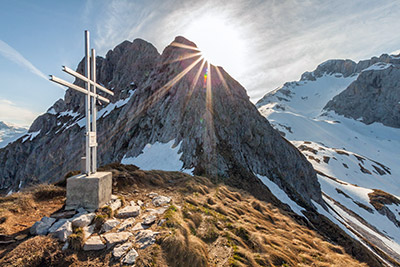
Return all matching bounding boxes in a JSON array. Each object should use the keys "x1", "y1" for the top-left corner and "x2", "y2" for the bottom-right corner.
[
  {"x1": 116, "y1": 205, "x2": 140, "y2": 218},
  {"x1": 101, "y1": 219, "x2": 120, "y2": 233},
  {"x1": 72, "y1": 213, "x2": 95, "y2": 228},
  {"x1": 110, "y1": 199, "x2": 122, "y2": 211},
  {"x1": 137, "y1": 200, "x2": 144, "y2": 206},
  {"x1": 147, "y1": 192, "x2": 158, "y2": 198},
  {"x1": 135, "y1": 230, "x2": 159, "y2": 249},
  {"x1": 152, "y1": 196, "x2": 171, "y2": 206},
  {"x1": 83, "y1": 224, "x2": 95, "y2": 239},
  {"x1": 117, "y1": 218, "x2": 135, "y2": 232},
  {"x1": 52, "y1": 221, "x2": 73, "y2": 242},
  {"x1": 83, "y1": 236, "x2": 106, "y2": 251},
  {"x1": 30, "y1": 217, "x2": 56, "y2": 235},
  {"x1": 50, "y1": 210, "x2": 76, "y2": 219},
  {"x1": 142, "y1": 215, "x2": 156, "y2": 225},
  {"x1": 48, "y1": 219, "x2": 68, "y2": 233},
  {"x1": 113, "y1": 242, "x2": 132, "y2": 258},
  {"x1": 122, "y1": 248, "x2": 139, "y2": 265},
  {"x1": 103, "y1": 232, "x2": 133, "y2": 249}
]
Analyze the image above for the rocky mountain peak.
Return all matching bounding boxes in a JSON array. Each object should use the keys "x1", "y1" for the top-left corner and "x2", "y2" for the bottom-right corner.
[{"x1": 0, "y1": 36, "x2": 324, "y2": 211}]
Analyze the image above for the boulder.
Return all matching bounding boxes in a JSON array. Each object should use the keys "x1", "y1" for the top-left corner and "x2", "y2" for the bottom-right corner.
[
  {"x1": 83, "y1": 224, "x2": 95, "y2": 239},
  {"x1": 103, "y1": 232, "x2": 133, "y2": 249},
  {"x1": 117, "y1": 218, "x2": 135, "y2": 232},
  {"x1": 113, "y1": 242, "x2": 132, "y2": 258},
  {"x1": 142, "y1": 215, "x2": 156, "y2": 225},
  {"x1": 72, "y1": 213, "x2": 95, "y2": 228},
  {"x1": 48, "y1": 219, "x2": 68, "y2": 233},
  {"x1": 122, "y1": 248, "x2": 139, "y2": 265},
  {"x1": 83, "y1": 236, "x2": 106, "y2": 251},
  {"x1": 152, "y1": 196, "x2": 171, "y2": 207},
  {"x1": 101, "y1": 219, "x2": 120, "y2": 233},
  {"x1": 110, "y1": 199, "x2": 122, "y2": 211},
  {"x1": 135, "y1": 230, "x2": 159, "y2": 249},
  {"x1": 30, "y1": 217, "x2": 56, "y2": 235},
  {"x1": 52, "y1": 221, "x2": 72, "y2": 242},
  {"x1": 116, "y1": 205, "x2": 140, "y2": 218}
]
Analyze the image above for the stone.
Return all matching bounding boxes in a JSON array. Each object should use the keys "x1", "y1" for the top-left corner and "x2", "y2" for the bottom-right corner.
[
  {"x1": 137, "y1": 200, "x2": 144, "y2": 206},
  {"x1": 72, "y1": 213, "x2": 95, "y2": 228},
  {"x1": 62, "y1": 241, "x2": 69, "y2": 251},
  {"x1": 112, "y1": 242, "x2": 132, "y2": 258},
  {"x1": 111, "y1": 194, "x2": 118, "y2": 200},
  {"x1": 66, "y1": 172, "x2": 112, "y2": 210},
  {"x1": 52, "y1": 221, "x2": 73, "y2": 242},
  {"x1": 83, "y1": 236, "x2": 106, "y2": 251},
  {"x1": 116, "y1": 205, "x2": 140, "y2": 218},
  {"x1": 83, "y1": 224, "x2": 95, "y2": 239},
  {"x1": 122, "y1": 248, "x2": 139, "y2": 265},
  {"x1": 135, "y1": 230, "x2": 159, "y2": 249},
  {"x1": 130, "y1": 200, "x2": 136, "y2": 206},
  {"x1": 15, "y1": 234, "x2": 27, "y2": 241},
  {"x1": 147, "y1": 192, "x2": 158, "y2": 198},
  {"x1": 132, "y1": 223, "x2": 145, "y2": 231},
  {"x1": 142, "y1": 215, "x2": 156, "y2": 225},
  {"x1": 103, "y1": 232, "x2": 133, "y2": 249},
  {"x1": 158, "y1": 219, "x2": 166, "y2": 226},
  {"x1": 110, "y1": 199, "x2": 122, "y2": 211},
  {"x1": 101, "y1": 219, "x2": 120, "y2": 233},
  {"x1": 48, "y1": 219, "x2": 68, "y2": 233},
  {"x1": 117, "y1": 218, "x2": 135, "y2": 232},
  {"x1": 152, "y1": 196, "x2": 171, "y2": 207},
  {"x1": 50, "y1": 210, "x2": 76, "y2": 219},
  {"x1": 147, "y1": 207, "x2": 167, "y2": 215},
  {"x1": 30, "y1": 217, "x2": 56, "y2": 235}
]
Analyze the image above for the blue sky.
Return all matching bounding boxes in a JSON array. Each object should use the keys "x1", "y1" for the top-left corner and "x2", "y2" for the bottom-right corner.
[{"x1": 1, "y1": 0, "x2": 400, "y2": 126}]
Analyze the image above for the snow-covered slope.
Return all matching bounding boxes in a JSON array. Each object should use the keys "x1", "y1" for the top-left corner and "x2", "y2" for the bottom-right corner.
[
  {"x1": 0, "y1": 121, "x2": 27, "y2": 148},
  {"x1": 257, "y1": 55, "x2": 400, "y2": 264}
]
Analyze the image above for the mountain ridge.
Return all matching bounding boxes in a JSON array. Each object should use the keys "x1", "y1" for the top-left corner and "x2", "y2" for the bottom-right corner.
[{"x1": 0, "y1": 36, "x2": 323, "y2": 211}]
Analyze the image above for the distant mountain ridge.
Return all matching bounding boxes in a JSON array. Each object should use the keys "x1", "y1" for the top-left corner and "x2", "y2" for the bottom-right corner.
[
  {"x1": 0, "y1": 121, "x2": 27, "y2": 149},
  {"x1": 257, "y1": 52, "x2": 400, "y2": 264}
]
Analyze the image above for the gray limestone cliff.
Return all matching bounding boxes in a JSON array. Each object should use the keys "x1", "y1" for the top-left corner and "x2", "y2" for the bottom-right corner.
[
  {"x1": 0, "y1": 36, "x2": 323, "y2": 209},
  {"x1": 324, "y1": 63, "x2": 400, "y2": 128}
]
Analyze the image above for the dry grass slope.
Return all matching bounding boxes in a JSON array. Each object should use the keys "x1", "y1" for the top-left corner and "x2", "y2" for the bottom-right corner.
[{"x1": 0, "y1": 163, "x2": 381, "y2": 266}]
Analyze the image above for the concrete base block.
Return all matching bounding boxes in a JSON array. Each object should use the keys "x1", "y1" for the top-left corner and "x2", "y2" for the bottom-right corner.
[{"x1": 66, "y1": 172, "x2": 112, "y2": 210}]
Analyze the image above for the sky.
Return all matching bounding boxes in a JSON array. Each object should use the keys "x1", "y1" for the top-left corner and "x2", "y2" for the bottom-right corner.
[{"x1": 1, "y1": 0, "x2": 400, "y2": 126}]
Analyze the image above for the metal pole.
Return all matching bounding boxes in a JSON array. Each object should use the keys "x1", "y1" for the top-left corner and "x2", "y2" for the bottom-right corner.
[
  {"x1": 91, "y1": 48, "x2": 97, "y2": 173},
  {"x1": 84, "y1": 30, "x2": 91, "y2": 175}
]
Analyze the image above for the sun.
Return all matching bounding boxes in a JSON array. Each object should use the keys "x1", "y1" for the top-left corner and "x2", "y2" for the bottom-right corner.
[{"x1": 183, "y1": 15, "x2": 245, "y2": 73}]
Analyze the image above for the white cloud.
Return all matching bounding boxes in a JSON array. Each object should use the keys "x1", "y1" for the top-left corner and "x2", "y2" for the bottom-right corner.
[
  {"x1": 89, "y1": 0, "x2": 400, "y2": 102},
  {"x1": 0, "y1": 99, "x2": 38, "y2": 127},
  {"x1": 0, "y1": 39, "x2": 48, "y2": 80}
]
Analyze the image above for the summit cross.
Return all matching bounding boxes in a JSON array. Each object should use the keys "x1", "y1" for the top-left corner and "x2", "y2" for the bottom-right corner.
[{"x1": 50, "y1": 30, "x2": 113, "y2": 175}]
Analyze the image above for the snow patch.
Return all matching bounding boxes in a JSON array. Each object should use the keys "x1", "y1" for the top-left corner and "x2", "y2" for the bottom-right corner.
[
  {"x1": 22, "y1": 130, "x2": 41, "y2": 142},
  {"x1": 362, "y1": 62, "x2": 393, "y2": 72},
  {"x1": 122, "y1": 140, "x2": 193, "y2": 174},
  {"x1": 256, "y1": 174, "x2": 305, "y2": 216}
]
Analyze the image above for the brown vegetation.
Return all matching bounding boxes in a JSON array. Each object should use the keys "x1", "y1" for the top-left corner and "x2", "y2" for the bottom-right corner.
[{"x1": 0, "y1": 163, "x2": 382, "y2": 266}]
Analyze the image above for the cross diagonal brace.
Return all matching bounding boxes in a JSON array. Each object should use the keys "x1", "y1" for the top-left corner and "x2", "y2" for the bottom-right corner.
[
  {"x1": 49, "y1": 75, "x2": 110, "y2": 103},
  {"x1": 62, "y1": 66, "x2": 114, "y2": 96}
]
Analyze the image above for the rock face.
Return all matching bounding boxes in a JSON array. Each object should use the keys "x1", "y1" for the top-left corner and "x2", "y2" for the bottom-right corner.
[
  {"x1": 0, "y1": 36, "x2": 324, "y2": 209},
  {"x1": 324, "y1": 64, "x2": 400, "y2": 128}
]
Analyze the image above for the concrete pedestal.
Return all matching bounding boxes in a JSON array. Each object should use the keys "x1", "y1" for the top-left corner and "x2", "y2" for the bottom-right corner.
[{"x1": 66, "y1": 172, "x2": 112, "y2": 210}]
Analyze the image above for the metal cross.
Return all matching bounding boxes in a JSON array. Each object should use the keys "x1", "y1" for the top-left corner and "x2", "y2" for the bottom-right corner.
[{"x1": 50, "y1": 30, "x2": 113, "y2": 176}]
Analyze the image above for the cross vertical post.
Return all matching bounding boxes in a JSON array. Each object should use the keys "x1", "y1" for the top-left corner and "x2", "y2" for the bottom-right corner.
[
  {"x1": 90, "y1": 48, "x2": 97, "y2": 174},
  {"x1": 84, "y1": 30, "x2": 91, "y2": 175}
]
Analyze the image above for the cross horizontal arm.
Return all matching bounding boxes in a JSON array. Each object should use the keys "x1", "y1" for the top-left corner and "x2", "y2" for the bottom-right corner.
[
  {"x1": 63, "y1": 66, "x2": 114, "y2": 96},
  {"x1": 49, "y1": 75, "x2": 110, "y2": 103}
]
